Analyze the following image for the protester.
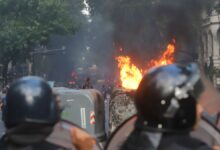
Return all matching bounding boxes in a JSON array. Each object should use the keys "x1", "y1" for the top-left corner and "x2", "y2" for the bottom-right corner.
[
  {"x1": 82, "y1": 77, "x2": 93, "y2": 89},
  {"x1": 0, "y1": 88, "x2": 7, "y2": 103}
]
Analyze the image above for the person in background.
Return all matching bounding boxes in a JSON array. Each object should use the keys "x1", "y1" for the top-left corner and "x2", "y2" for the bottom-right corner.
[
  {"x1": 0, "y1": 89, "x2": 4, "y2": 110},
  {"x1": 121, "y1": 63, "x2": 211, "y2": 150},
  {"x1": 1, "y1": 87, "x2": 8, "y2": 117},
  {"x1": 101, "y1": 85, "x2": 107, "y2": 99},
  {"x1": 82, "y1": 77, "x2": 93, "y2": 89},
  {"x1": 53, "y1": 93, "x2": 62, "y2": 112},
  {"x1": 0, "y1": 88, "x2": 7, "y2": 101}
]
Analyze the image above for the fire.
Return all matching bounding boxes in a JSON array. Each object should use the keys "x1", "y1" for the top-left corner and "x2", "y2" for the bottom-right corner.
[
  {"x1": 116, "y1": 56, "x2": 143, "y2": 90},
  {"x1": 116, "y1": 41, "x2": 175, "y2": 90},
  {"x1": 148, "y1": 40, "x2": 175, "y2": 68}
]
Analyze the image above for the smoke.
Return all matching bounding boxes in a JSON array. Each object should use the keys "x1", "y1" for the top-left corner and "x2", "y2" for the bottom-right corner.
[
  {"x1": 64, "y1": 1, "x2": 115, "y2": 84},
  {"x1": 81, "y1": 0, "x2": 92, "y2": 22},
  {"x1": 105, "y1": 0, "x2": 209, "y2": 65},
  {"x1": 47, "y1": 0, "x2": 211, "y2": 85},
  {"x1": 153, "y1": 0, "x2": 206, "y2": 63},
  {"x1": 46, "y1": 0, "x2": 115, "y2": 84}
]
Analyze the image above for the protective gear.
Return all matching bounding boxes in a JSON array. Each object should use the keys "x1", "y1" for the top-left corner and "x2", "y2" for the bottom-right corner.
[
  {"x1": 3, "y1": 76, "x2": 59, "y2": 129},
  {"x1": 120, "y1": 118, "x2": 212, "y2": 150},
  {"x1": 157, "y1": 133, "x2": 212, "y2": 150},
  {"x1": 121, "y1": 131, "x2": 212, "y2": 150},
  {"x1": 135, "y1": 63, "x2": 203, "y2": 132},
  {"x1": 0, "y1": 76, "x2": 66, "y2": 150}
]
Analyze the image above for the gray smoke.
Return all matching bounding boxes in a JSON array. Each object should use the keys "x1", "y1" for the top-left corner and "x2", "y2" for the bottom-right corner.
[
  {"x1": 47, "y1": 0, "x2": 211, "y2": 84},
  {"x1": 47, "y1": 1, "x2": 115, "y2": 84},
  {"x1": 63, "y1": 4, "x2": 115, "y2": 84}
]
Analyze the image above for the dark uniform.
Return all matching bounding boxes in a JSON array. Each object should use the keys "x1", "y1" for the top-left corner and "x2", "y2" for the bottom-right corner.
[
  {"x1": 122, "y1": 120, "x2": 211, "y2": 150},
  {"x1": 158, "y1": 133, "x2": 212, "y2": 150},
  {"x1": 121, "y1": 63, "x2": 211, "y2": 150},
  {"x1": 0, "y1": 76, "x2": 67, "y2": 150},
  {"x1": 0, "y1": 139, "x2": 66, "y2": 150}
]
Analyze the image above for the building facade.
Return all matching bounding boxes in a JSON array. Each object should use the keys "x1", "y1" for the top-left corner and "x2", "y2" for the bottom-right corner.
[{"x1": 200, "y1": 0, "x2": 220, "y2": 88}]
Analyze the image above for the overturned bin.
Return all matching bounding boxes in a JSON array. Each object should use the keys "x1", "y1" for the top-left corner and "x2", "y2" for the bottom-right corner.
[{"x1": 53, "y1": 87, "x2": 106, "y2": 142}]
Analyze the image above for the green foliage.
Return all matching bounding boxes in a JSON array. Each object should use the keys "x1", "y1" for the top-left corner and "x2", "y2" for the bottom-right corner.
[{"x1": 0, "y1": 0, "x2": 82, "y2": 63}]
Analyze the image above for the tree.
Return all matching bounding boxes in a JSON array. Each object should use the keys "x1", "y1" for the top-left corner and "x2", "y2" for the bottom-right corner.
[{"x1": 0, "y1": 0, "x2": 82, "y2": 84}]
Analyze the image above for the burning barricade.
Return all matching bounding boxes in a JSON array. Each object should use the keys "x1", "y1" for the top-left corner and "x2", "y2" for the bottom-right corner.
[{"x1": 115, "y1": 40, "x2": 175, "y2": 90}]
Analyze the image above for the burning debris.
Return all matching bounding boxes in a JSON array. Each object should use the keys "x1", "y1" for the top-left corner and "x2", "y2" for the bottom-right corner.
[
  {"x1": 109, "y1": 40, "x2": 176, "y2": 133},
  {"x1": 116, "y1": 40, "x2": 175, "y2": 90}
]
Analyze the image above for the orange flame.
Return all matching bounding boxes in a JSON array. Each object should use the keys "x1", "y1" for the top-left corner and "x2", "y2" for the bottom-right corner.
[
  {"x1": 116, "y1": 41, "x2": 175, "y2": 90},
  {"x1": 148, "y1": 40, "x2": 175, "y2": 68},
  {"x1": 116, "y1": 56, "x2": 143, "y2": 90}
]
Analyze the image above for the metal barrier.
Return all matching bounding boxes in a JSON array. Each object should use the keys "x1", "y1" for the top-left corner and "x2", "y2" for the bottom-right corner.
[{"x1": 54, "y1": 87, "x2": 106, "y2": 142}]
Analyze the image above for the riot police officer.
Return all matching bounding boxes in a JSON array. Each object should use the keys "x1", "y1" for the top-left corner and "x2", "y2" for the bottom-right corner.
[
  {"x1": 0, "y1": 76, "x2": 66, "y2": 149},
  {"x1": 0, "y1": 76, "x2": 96, "y2": 150},
  {"x1": 121, "y1": 63, "x2": 212, "y2": 150}
]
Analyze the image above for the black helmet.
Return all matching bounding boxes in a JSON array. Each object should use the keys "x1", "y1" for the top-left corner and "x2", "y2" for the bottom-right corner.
[
  {"x1": 135, "y1": 63, "x2": 203, "y2": 132},
  {"x1": 4, "y1": 76, "x2": 59, "y2": 129}
]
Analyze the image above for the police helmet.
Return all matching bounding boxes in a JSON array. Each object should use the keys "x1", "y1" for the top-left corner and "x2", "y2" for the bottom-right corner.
[
  {"x1": 135, "y1": 63, "x2": 203, "y2": 132},
  {"x1": 4, "y1": 76, "x2": 59, "y2": 128}
]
